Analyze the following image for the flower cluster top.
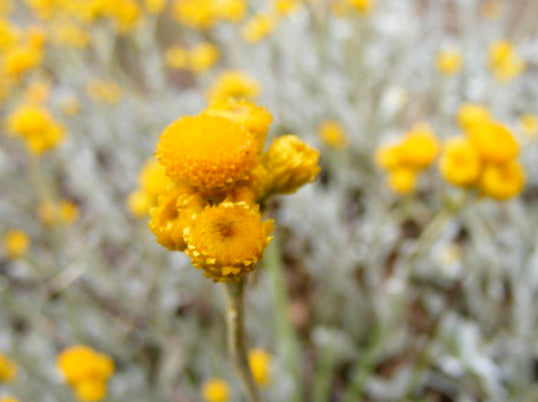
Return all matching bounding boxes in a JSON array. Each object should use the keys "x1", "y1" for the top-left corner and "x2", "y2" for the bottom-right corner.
[{"x1": 148, "y1": 98, "x2": 320, "y2": 282}]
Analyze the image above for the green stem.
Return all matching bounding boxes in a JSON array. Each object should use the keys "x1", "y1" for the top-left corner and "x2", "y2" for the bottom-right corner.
[
  {"x1": 265, "y1": 239, "x2": 302, "y2": 402},
  {"x1": 225, "y1": 280, "x2": 261, "y2": 402}
]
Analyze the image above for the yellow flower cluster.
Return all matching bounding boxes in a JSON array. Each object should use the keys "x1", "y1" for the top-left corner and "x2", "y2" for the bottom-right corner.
[
  {"x1": 488, "y1": 40, "x2": 525, "y2": 82},
  {"x1": 150, "y1": 97, "x2": 319, "y2": 282},
  {"x1": 128, "y1": 158, "x2": 174, "y2": 218},
  {"x1": 165, "y1": 43, "x2": 219, "y2": 73},
  {"x1": 318, "y1": 120, "x2": 349, "y2": 150},
  {"x1": 38, "y1": 199, "x2": 79, "y2": 225},
  {"x1": 202, "y1": 378, "x2": 230, "y2": 402},
  {"x1": 0, "y1": 353, "x2": 17, "y2": 382},
  {"x1": 440, "y1": 104, "x2": 524, "y2": 200},
  {"x1": 248, "y1": 348, "x2": 272, "y2": 387},
  {"x1": 2, "y1": 230, "x2": 29, "y2": 259},
  {"x1": 5, "y1": 103, "x2": 65, "y2": 155},
  {"x1": 436, "y1": 49, "x2": 463, "y2": 76},
  {"x1": 207, "y1": 70, "x2": 261, "y2": 103},
  {"x1": 172, "y1": 0, "x2": 247, "y2": 30},
  {"x1": 375, "y1": 124, "x2": 439, "y2": 194},
  {"x1": 56, "y1": 346, "x2": 114, "y2": 402}
]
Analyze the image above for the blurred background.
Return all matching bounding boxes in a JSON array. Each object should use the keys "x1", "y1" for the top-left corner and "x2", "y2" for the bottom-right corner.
[{"x1": 1, "y1": 0, "x2": 538, "y2": 401}]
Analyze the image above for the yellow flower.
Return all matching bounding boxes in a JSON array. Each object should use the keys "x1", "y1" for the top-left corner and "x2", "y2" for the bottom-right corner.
[
  {"x1": 398, "y1": 124, "x2": 439, "y2": 169},
  {"x1": 188, "y1": 43, "x2": 219, "y2": 73},
  {"x1": 5, "y1": 104, "x2": 65, "y2": 155},
  {"x1": 318, "y1": 120, "x2": 349, "y2": 149},
  {"x1": 439, "y1": 137, "x2": 481, "y2": 187},
  {"x1": 241, "y1": 14, "x2": 277, "y2": 43},
  {"x1": 466, "y1": 120, "x2": 519, "y2": 163},
  {"x1": 127, "y1": 191, "x2": 153, "y2": 218},
  {"x1": 202, "y1": 378, "x2": 230, "y2": 402},
  {"x1": 3, "y1": 230, "x2": 29, "y2": 259},
  {"x1": 261, "y1": 135, "x2": 320, "y2": 195},
  {"x1": 214, "y1": 0, "x2": 246, "y2": 23},
  {"x1": 184, "y1": 202, "x2": 273, "y2": 282},
  {"x1": 457, "y1": 103, "x2": 491, "y2": 131},
  {"x1": 156, "y1": 115, "x2": 258, "y2": 192},
  {"x1": 479, "y1": 161, "x2": 525, "y2": 200},
  {"x1": 273, "y1": 0, "x2": 300, "y2": 16},
  {"x1": 38, "y1": 200, "x2": 79, "y2": 225},
  {"x1": 0, "y1": 397, "x2": 19, "y2": 402},
  {"x1": 74, "y1": 378, "x2": 107, "y2": 402},
  {"x1": 204, "y1": 98, "x2": 272, "y2": 151},
  {"x1": 144, "y1": 0, "x2": 166, "y2": 14},
  {"x1": 165, "y1": 46, "x2": 189, "y2": 70},
  {"x1": 57, "y1": 346, "x2": 114, "y2": 386},
  {"x1": 207, "y1": 70, "x2": 261, "y2": 102},
  {"x1": 148, "y1": 184, "x2": 203, "y2": 251},
  {"x1": 172, "y1": 0, "x2": 217, "y2": 30},
  {"x1": 0, "y1": 353, "x2": 18, "y2": 382},
  {"x1": 140, "y1": 159, "x2": 174, "y2": 199},
  {"x1": 375, "y1": 142, "x2": 402, "y2": 170},
  {"x1": 348, "y1": 0, "x2": 374, "y2": 14},
  {"x1": 436, "y1": 49, "x2": 463, "y2": 76},
  {"x1": 3, "y1": 44, "x2": 43, "y2": 79},
  {"x1": 387, "y1": 167, "x2": 417, "y2": 194},
  {"x1": 488, "y1": 40, "x2": 525, "y2": 82},
  {"x1": 520, "y1": 114, "x2": 538, "y2": 138},
  {"x1": 86, "y1": 80, "x2": 123, "y2": 104},
  {"x1": 59, "y1": 201, "x2": 79, "y2": 224},
  {"x1": 0, "y1": 19, "x2": 20, "y2": 51},
  {"x1": 108, "y1": 0, "x2": 142, "y2": 33},
  {"x1": 249, "y1": 348, "x2": 271, "y2": 386}
]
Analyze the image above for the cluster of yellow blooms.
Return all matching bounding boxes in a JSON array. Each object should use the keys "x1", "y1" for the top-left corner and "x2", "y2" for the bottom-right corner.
[
  {"x1": 488, "y1": 40, "x2": 525, "y2": 82},
  {"x1": 0, "y1": 353, "x2": 17, "y2": 383},
  {"x1": 376, "y1": 104, "x2": 525, "y2": 201},
  {"x1": 148, "y1": 94, "x2": 319, "y2": 281},
  {"x1": 56, "y1": 346, "x2": 114, "y2": 402},
  {"x1": 128, "y1": 158, "x2": 173, "y2": 217},
  {"x1": 201, "y1": 348, "x2": 272, "y2": 402},
  {"x1": 165, "y1": 42, "x2": 219, "y2": 73},
  {"x1": 439, "y1": 104, "x2": 524, "y2": 200},
  {"x1": 375, "y1": 124, "x2": 439, "y2": 194},
  {"x1": 38, "y1": 199, "x2": 79, "y2": 225},
  {"x1": 2, "y1": 230, "x2": 29, "y2": 259}
]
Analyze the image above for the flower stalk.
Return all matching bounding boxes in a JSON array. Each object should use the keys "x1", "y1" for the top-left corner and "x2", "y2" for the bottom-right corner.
[{"x1": 225, "y1": 280, "x2": 261, "y2": 402}]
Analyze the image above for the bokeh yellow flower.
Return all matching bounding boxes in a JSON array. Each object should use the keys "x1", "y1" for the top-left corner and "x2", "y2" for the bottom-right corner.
[
  {"x1": 188, "y1": 43, "x2": 219, "y2": 73},
  {"x1": 387, "y1": 167, "x2": 417, "y2": 195},
  {"x1": 436, "y1": 49, "x2": 463, "y2": 76},
  {"x1": 439, "y1": 136, "x2": 481, "y2": 187},
  {"x1": 398, "y1": 124, "x2": 439, "y2": 169},
  {"x1": 249, "y1": 348, "x2": 272, "y2": 386},
  {"x1": 478, "y1": 161, "x2": 525, "y2": 200},
  {"x1": 466, "y1": 120, "x2": 519, "y2": 163},
  {"x1": 241, "y1": 14, "x2": 277, "y2": 43},
  {"x1": 0, "y1": 353, "x2": 18, "y2": 382},
  {"x1": 488, "y1": 40, "x2": 525, "y2": 82},
  {"x1": 202, "y1": 378, "x2": 230, "y2": 402},
  {"x1": 318, "y1": 120, "x2": 349, "y2": 149},
  {"x1": 207, "y1": 70, "x2": 261, "y2": 102},
  {"x1": 520, "y1": 114, "x2": 538, "y2": 139},
  {"x1": 3, "y1": 230, "x2": 29, "y2": 259}
]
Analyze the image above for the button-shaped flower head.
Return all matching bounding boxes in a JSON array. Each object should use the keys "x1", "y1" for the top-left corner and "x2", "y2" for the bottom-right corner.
[
  {"x1": 184, "y1": 202, "x2": 273, "y2": 282},
  {"x1": 156, "y1": 115, "x2": 258, "y2": 194}
]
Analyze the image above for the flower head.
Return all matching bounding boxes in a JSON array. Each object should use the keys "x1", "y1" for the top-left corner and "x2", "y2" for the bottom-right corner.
[
  {"x1": 398, "y1": 124, "x2": 439, "y2": 169},
  {"x1": 479, "y1": 161, "x2": 524, "y2": 200},
  {"x1": 436, "y1": 49, "x2": 463, "y2": 75},
  {"x1": 318, "y1": 120, "x2": 349, "y2": 150},
  {"x1": 241, "y1": 14, "x2": 277, "y2": 43},
  {"x1": 261, "y1": 135, "x2": 320, "y2": 195},
  {"x1": 207, "y1": 70, "x2": 261, "y2": 102},
  {"x1": 439, "y1": 137, "x2": 481, "y2": 187},
  {"x1": 457, "y1": 103, "x2": 491, "y2": 131},
  {"x1": 488, "y1": 40, "x2": 525, "y2": 82},
  {"x1": 466, "y1": 120, "x2": 519, "y2": 163},
  {"x1": 249, "y1": 348, "x2": 272, "y2": 386},
  {"x1": 184, "y1": 202, "x2": 273, "y2": 282},
  {"x1": 156, "y1": 115, "x2": 258, "y2": 193},
  {"x1": 3, "y1": 230, "x2": 29, "y2": 259},
  {"x1": 0, "y1": 353, "x2": 17, "y2": 382},
  {"x1": 387, "y1": 167, "x2": 417, "y2": 194},
  {"x1": 202, "y1": 378, "x2": 230, "y2": 402}
]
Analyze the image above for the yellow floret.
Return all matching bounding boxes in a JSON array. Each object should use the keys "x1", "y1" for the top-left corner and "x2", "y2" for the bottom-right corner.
[
  {"x1": 436, "y1": 49, "x2": 463, "y2": 76},
  {"x1": 144, "y1": 0, "x2": 166, "y2": 14},
  {"x1": 0, "y1": 353, "x2": 18, "y2": 382},
  {"x1": 398, "y1": 124, "x2": 439, "y2": 169},
  {"x1": 479, "y1": 161, "x2": 525, "y2": 200},
  {"x1": 184, "y1": 202, "x2": 273, "y2": 282},
  {"x1": 149, "y1": 185, "x2": 203, "y2": 251},
  {"x1": 249, "y1": 348, "x2": 272, "y2": 387},
  {"x1": 3, "y1": 230, "x2": 29, "y2": 259},
  {"x1": 387, "y1": 167, "x2": 417, "y2": 194},
  {"x1": 214, "y1": 0, "x2": 246, "y2": 23},
  {"x1": 156, "y1": 115, "x2": 258, "y2": 192},
  {"x1": 204, "y1": 99, "x2": 272, "y2": 151},
  {"x1": 318, "y1": 120, "x2": 349, "y2": 150},
  {"x1": 348, "y1": 0, "x2": 374, "y2": 14},
  {"x1": 74, "y1": 378, "x2": 107, "y2": 402},
  {"x1": 172, "y1": 0, "x2": 217, "y2": 30},
  {"x1": 165, "y1": 46, "x2": 189, "y2": 70},
  {"x1": 127, "y1": 190, "x2": 153, "y2": 218},
  {"x1": 273, "y1": 0, "x2": 300, "y2": 16},
  {"x1": 188, "y1": 43, "x2": 219, "y2": 73},
  {"x1": 261, "y1": 135, "x2": 320, "y2": 195},
  {"x1": 375, "y1": 142, "x2": 402, "y2": 170},
  {"x1": 457, "y1": 103, "x2": 491, "y2": 131},
  {"x1": 202, "y1": 378, "x2": 230, "y2": 402},
  {"x1": 56, "y1": 346, "x2": 114, "y2": 386},
  {"x1": 3, "y1": 44, "x2": 43, "y2": 79},
  {"x1": 488, "y1": 40, "x2": 525, "y2": 82},
  {"x1": 439, "y1": 137, "x2": 481, "y2": 187},
  {"x1": 241, "y1": 14, "x2": 277, "y2": 43},
  {"x1": 466, "y1": 120, "x2": 519, "y2": 163},
  {"x1": 207, "y1": 70, "x2": 261, "y2": 102},
  {"x1": 139, "y1": 159, "x2": 174, "y2": 199}
]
